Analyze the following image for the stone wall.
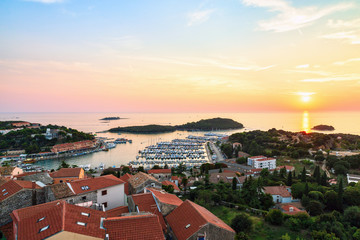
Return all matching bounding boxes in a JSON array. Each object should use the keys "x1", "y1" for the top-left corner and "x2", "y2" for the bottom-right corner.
[
  {"x1": 0, "y1": 190, "x2": 32, "y2": 226},
  {"x1": 188, "y1": 224, "x2": 235, "y2": 240}
]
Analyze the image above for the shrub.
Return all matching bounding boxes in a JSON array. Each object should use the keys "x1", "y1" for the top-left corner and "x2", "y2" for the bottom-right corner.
[
  {"x1": 265, "y1": 209, "x2": 284, "y2": 225},
  {"x1": 231, "y1": 213, "x2": 253, "y2": 233}
]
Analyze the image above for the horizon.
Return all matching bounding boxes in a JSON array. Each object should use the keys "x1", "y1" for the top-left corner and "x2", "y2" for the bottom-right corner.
[{"x1": 1, "y1": 0, "x2": 360, "y2": 112}]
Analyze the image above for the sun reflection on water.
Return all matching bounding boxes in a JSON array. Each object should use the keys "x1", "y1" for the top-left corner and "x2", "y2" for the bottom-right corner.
[{"x1": 302, "y1": 111, "x2": 311, "y2": 133}]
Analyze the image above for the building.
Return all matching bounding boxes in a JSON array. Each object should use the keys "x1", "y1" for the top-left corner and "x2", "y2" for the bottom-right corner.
[
  {"x1": 0, "y1": 166, "x2": 23, "y2": 179},
  {"x1": 15, "y1": 172, "x2": 53, "y2": 185},
  {"x1": 51, "y1": 140, "x2": 97, "y2": 153},
  {"x1": 11, "y1": 200, "x2": 107, "y2": 240},
  {"x1": 50, "y1": 167, "x2": 85, "y2": 184},
  {"x1": 263, "y1": 186, "x2": 292, "y2": 204},
  {"x1": 148, "y1": 168, "x2": 172, "y2": 182},
  {"x1": 247, "y1": 156, "x2": 276, "y2": 169},
  {"x1": 347, "y1": 173, "x2": 360, "y2": 184},
  {"x1": 209, "y1": 172, "x2": 246, "y2": 189},
  {"x1": 127, "y1": 172, "x2": 162, "y2": 194},
  {"x1": 279, "y1": 204, "x2": 307, "y2": 215},
  {"x1": 103, "y1": 213, "x2": 165, "y2": 240},
  {"x1": 11, "y1": 122, "x2": 31, "y2": 128},
  {"x1": 276, "y1": 165, "x2": 295, "y2": 172},
  {"x1": 0, "y1": 180, "x2": 44, "y2": 226},
  {"x1": 45, "y1": 128, "x2": 59, "y2": 140},
  {"x1": 170, "y1": 176, "x2": 182, "y2": 187},
  {"x1": 146, "y1": 188, "x2": 183, "y2": 216},
  {"x1": 166, "y1": 200, "x2": 235, "y2": 240},
  {"x1": 162, "y1": 180, "x2": 180, "y2": 192},
  {"x1": 119, "y1": 173, "x2": 133, "y2": 196},
  {"x1": 46, "y1": 175, "x2": 125, "y2": 210}
]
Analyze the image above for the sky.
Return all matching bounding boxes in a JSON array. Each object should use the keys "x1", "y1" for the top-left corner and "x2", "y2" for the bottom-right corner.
[{"x1": 0, "y1": 0, "x2": 360, "y2": 113}]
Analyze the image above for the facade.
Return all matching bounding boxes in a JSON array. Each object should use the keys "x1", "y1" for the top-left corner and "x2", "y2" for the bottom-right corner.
[
  {"x1": 347, "y1": 173, "x2": 360, "y2": 184},
  {"x1": 127, "y1": 172, "x2": 162, "y2": 194},
  {"x1": 50, "y1": 167, "x2": 85, "y2": 184},
  {"x1": 263, "y1": 186, "x2": 292, "y2": 203},
  {"x1": 166, "y1": 200, "x2": 236, "y2": 240},
  {"x1": 247, "y1": 156, "x2": 276, "y2": 169},
  {"x1": 51, "y1": 140, "x2": 97, "y2": 153},
  {"x1": 148, "y1": 169, "x2": 172, "y2": 182},
  {"x1": 45, "y1": 128, "x2": 59, "y2": 140}
]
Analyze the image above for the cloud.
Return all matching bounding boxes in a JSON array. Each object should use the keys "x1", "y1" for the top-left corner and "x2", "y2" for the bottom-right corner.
[
  {"x1": 294, "y1": 92, "x2": 316, "y2": 96},
  {"x1": 327, "y1": 18, "x2": 360, "y2": 28},
  {"x1": 241, "y1": 0, "x2": 353, "y2": 32},
  {"x1": 296, "y1": 64, "x2": 309, "y2": 69},
  {"x1": 321, "y1": 31, "x2": 360, "y2": 44},
  {"x1": 187, "y1": 9, "x2": 215, "y2": 26},
  {"x1": 24, "y1": 0, "x2": 63, "y2": 3},
  {"x1": 333, "y1": 58, "x2": 360, "y2": 65},
  {"x1": 301, "y1": 74, "x2": 360, "y2": 82},
  {"x1": 322, "y1": 18, "x2": 360, "y2": 44}
]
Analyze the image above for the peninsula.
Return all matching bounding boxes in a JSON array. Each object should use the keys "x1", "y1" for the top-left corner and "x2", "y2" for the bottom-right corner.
[
  {"x1": 100, "y1": 117, "x2": 121, "y2": 121},
  {"x1": 108, "y1": 118, "x2": 244, "y2": 133},
  {"x1": 312, "y1": 124, "x2": 335, "y2": 131}
]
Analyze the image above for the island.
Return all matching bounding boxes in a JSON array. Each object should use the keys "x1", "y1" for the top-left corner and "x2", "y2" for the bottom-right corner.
[
  {"x1": 311, "y1": 124, "x2": 335, "y2": 131},
  {"x1": 108, "y1": 118, "x2": 244, "y2": 133},
  {"x1": 100, "y1": 117, "x2": 121, "y2": 121}
]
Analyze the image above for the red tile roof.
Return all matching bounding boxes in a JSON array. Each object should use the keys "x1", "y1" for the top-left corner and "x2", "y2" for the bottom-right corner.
[
  {"x1": 162, "y1": 180, "x2": 180, "y2": 191},
  {"x1": 280, "y1": 204, "x2": 307, "y2": 215},
  {"x1": 106, "y1": 206, "x2": 129, "y2": 218},
  {"x1": 276, "y1": 165, "x2": 295, "y2": 171},
  {"x1": 14, "y1": 172, "x2": 38, "y2": 178},
  {"x1": 171, "y1": 176, "x2": 181, "y2": 181},
  {"x1": 248, "y1": 155, "x2": 267, "y2": 159},
  {"x1": 148, "y1": 169, "x2": 171, "y2": 174},
  {"x1": 255, "y1": 158, "x2": 276, "y2": 162},
  {"x1": 104, "y1": 214, "x2": 165, "y2": 240},
  {"x1": 0, "y1": 222, "x2": 13, "y2": 240},
  {"x1": 11, "y1": 200, "x2": 106, "y2": 240},
  {"x1": 149, "y1": 188, "x2": 183, "y2": 206},
  {"x1": 120, "y1": 173, "x2": 133, "y2": 195},
  {"x1": 69, "y1": 175, "x2": 124, "y2": 194},
  {"x1": 166, "y1": 200, "x2": 235, "y2": 240},
  {"x1": 51, "y1": 168, "x2": 83, "y2": 178},
  {"x1": 131, "y1": 193, "x2": 167, "y2": 231},
  {"x1": 264, "y1": 186, "x2": 292, "y2": 198},
  {"x1": 0, "y1": 180, "x2": 40, "y2": 201}
]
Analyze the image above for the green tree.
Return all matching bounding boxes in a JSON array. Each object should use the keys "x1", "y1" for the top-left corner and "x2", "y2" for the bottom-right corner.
[
  {"x1": 121, "y1": 166, "x2": 131, "y2": 175},
  {"x1": 306, "y1": 200, "x2": 323, "y2": 216},
  {"x1": 313, "y1": 166, "x2": 321, "y2": 184},
  {"x1": 321, "y1": 172, "x2": 328, "y2": 186},
  {"x1": 57, "y1": 160, "x2": 70, "y2": 170},
  {"x1": 286, "y1": 171, "x2": 293, "y2": 186},
  {"x1": 137, "y1": 166, "x2": 145, "y2": 172},
  {"x1": 182, "y1": 177, "x2": 188, "y2": 192},
  {"x1": 344, "y1": 206, "x2": 360, "y2": 228},
  {"x1": 301, "y1": 167, "x2": 306, "y2": 182},
  {"x1": 266, "y1": 209, "x2": 284, "y2": 225},
  {"x1": 324, "y1": 190, "x2": 340, "y2": 211},
  {"x1": 231, "y1": 213, "x2": 253, "y2": 233},
  {"x1": 232, "y1": 177, "x2": 237, "y2": 190}
]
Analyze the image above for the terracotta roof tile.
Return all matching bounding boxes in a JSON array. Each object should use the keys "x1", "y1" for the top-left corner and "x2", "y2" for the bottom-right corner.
[
  {"x1": 161, "y1": 180, "x2": 180, "y2": 191},
  {"x1": 131, "y1": 193, "x2": 167, "y2": 231},
  {"x1": 49, "y1": 183, "x2": 75, "y2": 199},
  {"x1": 104, "y1": 214, "x2": 165, "y2": 240},
  {"x1": 120, "y1": 173, "x2": 133, "y2": 195},
  {"x1": 148, "y1": 188, "x2": 183, "y2": 206},
  {"x1": 264, "y1": 186, "x2": 292, "y2": 198},
  {"x1": 69, "y1": 175, "x2": 124, "y2": 194},
  {"x1": 127, "y1": 172, "x2": 159, "y2": 189},
  {"x1": 106, "y1": 206, "x2": 129, "y2": 218},
  {"x1": 148, "y1": 169, "x2": 172, "y2": 174},
  {"x1": 280, "y1": 204, "x2": 307, "y2": 215},
  {"x1": 51, "y1": 168, "x2": 82, "y2": 178},
  {"x1": 166, "y1": 200, "x2": 235, "y2": 240},
  {"x1": 0, "y1": 180, "x2": 40, "y2": 201}
]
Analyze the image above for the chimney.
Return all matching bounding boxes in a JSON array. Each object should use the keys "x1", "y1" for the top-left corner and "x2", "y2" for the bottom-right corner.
[{"x1": 289, "y1": 207, "x2": 293, "y2": 212}]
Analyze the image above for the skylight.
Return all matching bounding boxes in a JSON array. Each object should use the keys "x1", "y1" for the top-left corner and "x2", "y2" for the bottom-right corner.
[
  {"x1": 81, "y1": 212, "x2": 90, "y2": 217},
  {"x1": 77, "y1": 222, "x2": 87, "y2": 227},
  {"x1": 185, "y1": 224, "x2": 191, "y2": 229},
  {"x1": 39, "y1": 225, "x2": 49, "y2": 233},
  {"x1": 2, "y1": 189, "x2": 5, "y2": 192},
  {"x1": 81, "y1": 186, "x2": 89, "y2": 191},
  {"x1": 37, "y1": 217, "x2": 45, "y2": 222},
  {"x1": 3, "y1": 192, "x2": 8, "y2": 196}
]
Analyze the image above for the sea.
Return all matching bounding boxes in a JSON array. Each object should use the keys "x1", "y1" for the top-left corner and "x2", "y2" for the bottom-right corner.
[{"x1": 1, "y1": 112, "x2": 360, "y2": 170}]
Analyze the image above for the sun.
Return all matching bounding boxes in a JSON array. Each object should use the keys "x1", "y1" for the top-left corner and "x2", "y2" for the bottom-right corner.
[
  {"x1": 297, "y1": 92, "x2": 314, "y2": 103},
  {"x1": 301, "y1": 95, "x2": 311, "y2": 102}
]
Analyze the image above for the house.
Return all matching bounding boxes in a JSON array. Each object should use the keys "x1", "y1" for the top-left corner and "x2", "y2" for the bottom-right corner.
[
  {"x1": 276, "y1": 165, "x2": 295, "y2": 172},
  {"x1": 119, "y1": 173, "x2": 133, "y2": 196},
  {"x1": 46, "y1": 175, "x2": 125, "y2": 210},
  {"x1": 0, "y1": 180, "x2": 44, "y2": 226},
  {"x1": 232, "y1": 142, "x2": 242, "y2": 149},
  {"x1": 279, "y1": 204, "x2": 307, "y2": 215},
  {"x1": 50, "y1": 167, "x2": 85, "y2": 184},
  {"x1": 105, "y1": 206, "x2": 129, "y2": 218},
  {"x1": 11, "y1": 122, "x2": 30, "y2": 128},
  {"x1": 103, "y1": 213, "x2": 165, "y2": 240},
  {"x1": 148, "y1": 169, "x2": 172, "y2": 182},
  {"x1": 127, "y1": 172, "x2": 162, "y2": 194},
  {"x1": 238, "y1": 151, "x2": 250, "y2": 158},
  {"x1": 166, "y1": 200, "x2": 236, "y2": 240},
  {"x1": 15, "y1": 172, "x2": 53, "y2": 185},
  {"x1": 45, "y1": 128, "x2": 59, "y2": 140},
  {"x1": 127, "y1": 192, "x2": 167, "y2": 232},
  {"x1": 170, "y1": 176, "x2": 182, "y2": 187},
  {"x1": 51, "y1": 140, "x2": 97, "y2": 153},
  {"x1": 0, "y1": 166, "x2": 23, "y2": 178},
  {"x1": 11, "y1": 200, "x2": 106, "y2": 240},
  {"x1": 247, "y1": 156, "x2": 276, "y2": 169},
  {"x1": 162, "y1": 180, "x2": 180, "y2": 192},
  {"x1": 263, "y1": 186, "x2": 292, "y2": 203},
  {"x1": 347, "y1": 173, "x2": 360, "y2": 184},
  {"x1": 209, "y1": 172, "x2": 246, "y2": 189},
  {"x1": 146, "y1": 188, "x2": 183, "y2": 216}
]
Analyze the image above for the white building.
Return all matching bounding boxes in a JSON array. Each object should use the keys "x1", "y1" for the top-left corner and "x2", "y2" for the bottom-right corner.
[
  {"x1": 247, "y1": 156, "x2": 276, "y2": 169},
  {"x1": 347, "y1": 174, "x2": 360, "y2": 184}
]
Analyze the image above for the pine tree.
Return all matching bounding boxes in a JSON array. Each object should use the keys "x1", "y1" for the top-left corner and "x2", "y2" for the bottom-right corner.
[
  {"x1": 321, "y1": 172, "x2": 327, "y2": 186},
  {"x1": 301, "y1": 167, "x2": 306, "y2": 182},
  {"x1": 304, "y1": 182, "x2": 309, "y2": 196},
  {"x1": 232, "y1": 177, "x2": 237, "y2": 190},
  {"x1": 287, "y1": 171, "x2": 293, "y2": 186},
  {"x1": 338, "y1": 178, "x2": 343, "y2": 211},
  {"x1": 313, "y1": 166, "x2": 320, "y2": 184}
]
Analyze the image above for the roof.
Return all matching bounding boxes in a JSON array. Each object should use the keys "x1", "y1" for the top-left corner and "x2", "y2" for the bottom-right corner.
[
  {"x1": 248, "y1": 155, "x2": 267, "y2": 159},
  {"x1": 49, "y1": 183, "x2": 75, "y2": 199},
  {"x1": 0, "y1": 180, "x2": 40, "y2": 201},
  {"x1": 120, "y1": 173, "x2": 133, "y2": 195},
  {"x1": 148, "y1": 188, "x2": 183, "y2": 206},
  {"x1": 106, "y1": 206, "x2": 129, "y2": 218},
  {"x1": 131, "y1": 193, "x2": 167, "y2": 231},
  {"x1": 127, "y1": 172, "x2": 159, "y2": 189},
  {"x1": 171, "y1": 176, "x2": 181, "y2": 181},
  {"x1": 104, "y1": 214, "x2": 165, "y2": 240},
  {"x1": 264, "y1": 186, "x2": 292, "y2": 198},
  {"x1": 19, "y1": 172, "x2": 53, "y2": 185},
  {"x1": 51, "y1": 168, "x2": 83, "y2": 178},
  {"x1": 255, "y1": 158, "x2": 276, "y2": 162},
  {"x1": 0, "y1": 166, "x2": 15, "y2": 176},
  {"x1": 148, "y1": 169, "x2": 172, "y2": 174},
  {"x1": 69, "y1": 175, "x2": 124, "y2": 194},
  {"x1": 11, "y1": 200, "x2": 106, "y2": 240},
  {"x1": 280, "y1": 204, "x2": 307, "y2": 215},
  {"x1": 166, "y1": 200, "x2": 235, "y2": 240},
  {"x1": 276, "y1": 165, "x2": 295, "y2": 171},
  {"x1": 162, "y1": 180, "x2": 180, "y2": 191}
]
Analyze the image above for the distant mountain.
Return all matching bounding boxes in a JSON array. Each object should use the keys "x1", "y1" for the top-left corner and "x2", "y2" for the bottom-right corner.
[
  {"x1": 108, "y1": 118, "x2": 244, "y2": 133},
  {"x1": 312, "y1": 125, "x2": 335, "y2": 131},
  {"x1": 100, "y1": 117, "x2": 121, "y2": 121}
]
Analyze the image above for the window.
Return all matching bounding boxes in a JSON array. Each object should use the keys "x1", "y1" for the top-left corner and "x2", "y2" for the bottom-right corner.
[
  {"x1": 60, "y1": 180, "x2": 63, "y2": 183},
  {"x1": 39, "y1": 225, "x2": 49, "y2": 233},
  {"x1": 37, "y1": 217, "x2": 45, "y2": 222},
  {"x1": 76, "y1": 222, "x2": 87, "y2": 227},
  {"x1": 82, "y1": 196, "x2": 87, "y2": 200},
  {"x1": 81, "y1": 212, "x2": 90, "y2": 217},
  {"x1": 101, "y1": 190, "x2": 107, "y2": 196},
  {"x1": 81, "y1": 186, "x2": 90, "y2": 191},
  {"x1": 102, "y1": 202, "x2": 108, "y2": 208}
]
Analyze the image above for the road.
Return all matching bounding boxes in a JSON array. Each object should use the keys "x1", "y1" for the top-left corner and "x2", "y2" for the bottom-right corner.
[{"x1": 209, "y1": 142, "x2": 225, "y2": 162}]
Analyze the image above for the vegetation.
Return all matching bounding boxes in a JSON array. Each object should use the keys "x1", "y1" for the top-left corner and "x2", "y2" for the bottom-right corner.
[
  {"x1": 312, "y1": 125, "x2": 335, "y2": 131},
  {"x1": 108, "y1": 118, "x2": 244, "y2": 133},
  {"x1": 99, "y1": 117, "x2": 121, "y2": 120}
]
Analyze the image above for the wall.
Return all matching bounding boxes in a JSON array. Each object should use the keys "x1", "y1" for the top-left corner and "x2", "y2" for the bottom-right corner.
[
  {"x1": 188, "y1": 224, "x2": 235, "y2": 240},
  {"x1": 96, "y1": 184, "x2": 125, "y2": 210}
]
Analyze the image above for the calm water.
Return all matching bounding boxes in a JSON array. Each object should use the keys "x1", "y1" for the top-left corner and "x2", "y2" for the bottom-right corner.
[{"x1": 1, "y1": 112, "x2": 359, "y2": 170}]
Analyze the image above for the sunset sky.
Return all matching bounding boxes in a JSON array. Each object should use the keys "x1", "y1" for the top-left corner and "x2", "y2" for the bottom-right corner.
[{"x1": 1, "y1": 0, "x2": 360, "y2": 112}]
